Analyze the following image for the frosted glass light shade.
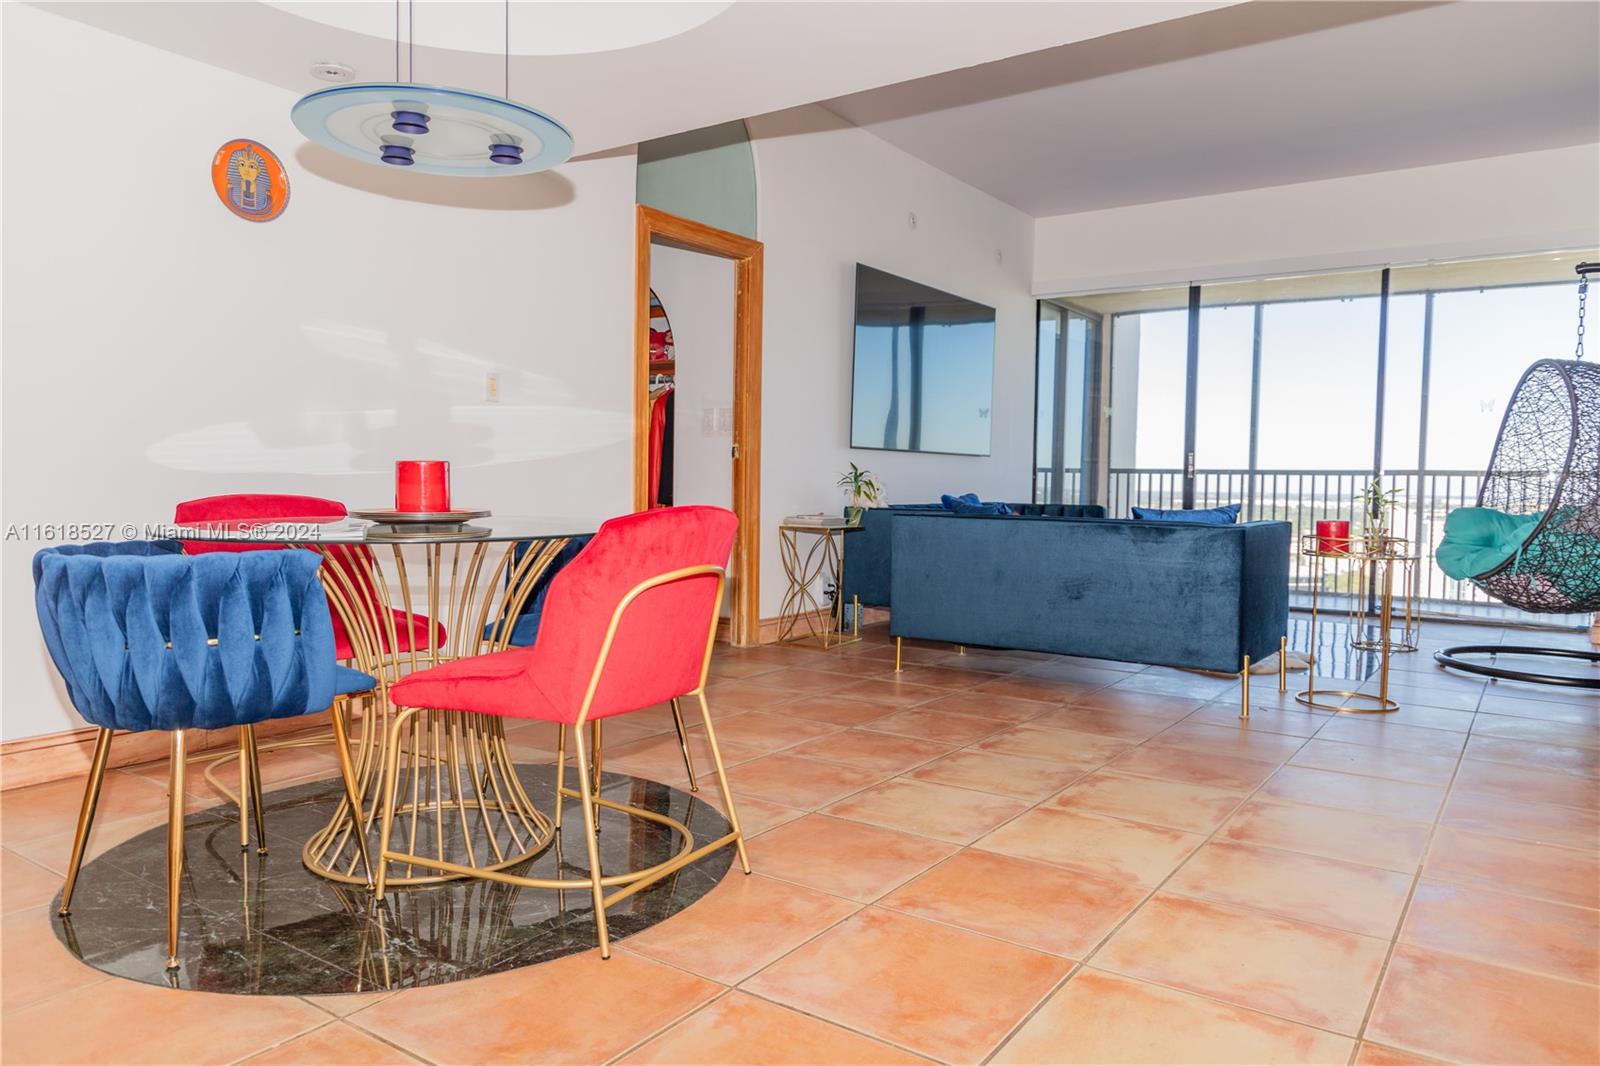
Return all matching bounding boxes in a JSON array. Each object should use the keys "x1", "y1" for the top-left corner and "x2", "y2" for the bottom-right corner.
[{"x1": 291, "y1": 83, "x2": 572, "y2": 177}]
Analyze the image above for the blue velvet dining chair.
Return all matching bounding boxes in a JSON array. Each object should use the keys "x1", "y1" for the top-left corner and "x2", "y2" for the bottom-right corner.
[{"x1": 32, "y1": 541, "x2": 375, "y2": 972}]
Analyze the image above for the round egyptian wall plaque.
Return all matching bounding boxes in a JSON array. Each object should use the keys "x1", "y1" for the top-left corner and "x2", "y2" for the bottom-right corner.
[{"x1": 211, "y1": 139, "x2": 290, "y2": 222}]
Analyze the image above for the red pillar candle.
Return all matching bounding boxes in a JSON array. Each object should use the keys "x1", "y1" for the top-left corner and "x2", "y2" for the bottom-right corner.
[
  {"x1": 1315, "y1": 519, "x2": 1350, "y2": 555},
  {"x1": 395, "y1": 460, "x2": 450, "y2": 513}
]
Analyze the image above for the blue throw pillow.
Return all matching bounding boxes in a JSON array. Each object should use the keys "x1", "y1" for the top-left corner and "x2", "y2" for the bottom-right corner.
[
  {"x1": 940, "y1": 493, "x2": 981, "y2": 511},
  {"x1": 1131, "y1": 503, "x2": 1241, "y2": 525},
  {"x1": 949, "y1": 499, "x2": 1014, "y2": 516}
]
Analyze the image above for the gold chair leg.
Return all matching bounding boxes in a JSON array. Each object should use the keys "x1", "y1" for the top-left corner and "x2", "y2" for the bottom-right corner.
[
  {"x1": 894, "y1": 636, "x2": 903, "y2": 672},
  {"x1": 329, "y1": 697, "x2": 374, "y2": 889},
  {"x1": 372, "y1": 707, "x2": 418, "y2": 902},
  {"x1": 590, "y1": 719, "x2": 604, "y2": 834},
  {"x1": 553, "y1": 724, "x2": 567, "y2": 830},
  {"x1": 60, "y1": 727, "x2": 114, "y2": 916},
  {"x1": 1278, "y1": 635, "x2": 1288, "y2": 694},
  {"x1": 166, "y1": 730, "x2": 187, "y2": 970},
  {"x1": 244, "y1": 725, "x2": 267, "y2": 854},
  {"x1": 669, "y1": 698, "x2": 698, "y2": 791},
  {"x1": 1239, "y1": 655, "x2": 1251, "y2": 720},
  {"x1": 695, "y1": 691, "x2": 751, "y2": 874},
  {"x1": 571, "y1": 722, "x2": 611, "y2": 958},
  {"x1": 237, "y1": 725, "x2": 251, "y2": 851}
]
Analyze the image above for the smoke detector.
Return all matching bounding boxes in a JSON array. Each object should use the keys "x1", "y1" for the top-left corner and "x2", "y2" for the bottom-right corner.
[{"x1": 309, "y1": 62, "x2": 355, "y2": 83}]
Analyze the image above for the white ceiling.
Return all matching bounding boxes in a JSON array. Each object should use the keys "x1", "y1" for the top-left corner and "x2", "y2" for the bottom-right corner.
[
  {"x1": 32, "y1": 1, "x2": 1229, "y2": 156},
  {"x1": 263, "y1": 2, "x2": 735, "y2": 57},
  {"x1": 825, "y1": 1, "x2": 1600, "y2": 217}
]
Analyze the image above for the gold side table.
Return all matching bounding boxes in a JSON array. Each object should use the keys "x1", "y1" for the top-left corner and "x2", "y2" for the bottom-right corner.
[
  {"x1": 1350, "y1": 542, "x2": 1422, "y2": 654},
  {"x1": 1296, "y1": 533, "x2": 1411, "y2": 714},
  {"x1": 777, "y1": 518, "x2": 860, "y2": 649}
]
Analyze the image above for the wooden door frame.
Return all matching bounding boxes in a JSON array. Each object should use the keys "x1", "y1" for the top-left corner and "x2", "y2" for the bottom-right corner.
[{"x1": 634, "y1": 204, "x2": 763, "y2": 646}]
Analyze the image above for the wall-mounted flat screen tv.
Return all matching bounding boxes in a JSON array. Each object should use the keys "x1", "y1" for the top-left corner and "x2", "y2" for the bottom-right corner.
[{"x1": 850, "y1": 264, "x2": 995, "y2": 455}]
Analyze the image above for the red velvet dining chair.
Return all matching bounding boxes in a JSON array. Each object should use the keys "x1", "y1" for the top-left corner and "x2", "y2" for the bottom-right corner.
[
  {"x1": 366, "y1": 505, "x2": 749, "y2": 957},
  {"x1": 174, "y1": 494, "x2": 445, "y2": 660}
]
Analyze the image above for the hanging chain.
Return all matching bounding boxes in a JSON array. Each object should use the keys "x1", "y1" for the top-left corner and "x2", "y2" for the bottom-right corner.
[
  {"x1": 393, "y1": 0, "x2": 413, "y2": 82},
  {"x1": 1576, "y1": 272, "x2": 1587, "y2": 361}
]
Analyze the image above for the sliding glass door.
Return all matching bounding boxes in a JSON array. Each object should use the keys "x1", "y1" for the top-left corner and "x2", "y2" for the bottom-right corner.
[
  {"x1": 1191, "y1": 301, "x2": 1254, "y2": 508},
  {"x1": 1390, "y1": 269, "x2": 1582, "y2": 605},
  {"x1": 1033, "y1": 301, "x2": 1097, "y2": 504},
  {"x1": 1033, "y1": 250, "x2": 1596, "y2": 620},
  {"x1": 1087, "y1": 286, "x2": 1190, "y2": 513}
]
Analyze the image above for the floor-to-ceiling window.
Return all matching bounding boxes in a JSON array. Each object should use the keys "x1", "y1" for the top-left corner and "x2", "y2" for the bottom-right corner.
[
  {"x1": 1391, "y1": 261, "x2": 1585, "y2": 606},
  {"x1": 1033, "y1": 300, "x2": 1097, "y2": 504},
  {"x1": 1061, "y1": 285, "x2": 1190, "y2": 513},
  {"x1": 1032, "y1": 250, "x2": 1596, "y2": 621},
  {"x1": 1191, "y1": 298, "x2": 1256, "y2": 509}
]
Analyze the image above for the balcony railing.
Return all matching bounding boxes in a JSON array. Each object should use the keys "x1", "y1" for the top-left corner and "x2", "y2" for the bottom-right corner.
[{"x1": 1034, "y1": 466, "x2": 1586, "y2": 626}]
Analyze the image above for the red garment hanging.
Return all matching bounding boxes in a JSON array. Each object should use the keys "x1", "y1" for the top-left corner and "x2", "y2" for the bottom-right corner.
[{"x1": 647, "y1": 387, "x2": 670, "y2": 508}]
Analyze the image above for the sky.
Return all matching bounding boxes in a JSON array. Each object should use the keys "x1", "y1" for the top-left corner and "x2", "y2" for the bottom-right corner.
[{"x1": 1102, "y1": 282, "x2": 1578, "y2": 473}]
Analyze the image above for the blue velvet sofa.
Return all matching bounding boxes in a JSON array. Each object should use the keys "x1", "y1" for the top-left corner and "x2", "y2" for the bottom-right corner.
[
  {"x1": 841, "y1": 502, "x2": 1106, "y2": 610},
  {"x1": 888, "y1": 511, "x2": 1290, "y2": 676}
]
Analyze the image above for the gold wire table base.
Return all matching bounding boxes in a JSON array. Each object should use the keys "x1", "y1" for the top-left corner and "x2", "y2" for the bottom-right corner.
[
  {"x1": 1351, "y1": 636, "x2": 1420, "y2": 654},
  {"x1": 1294, "y1": 688, "x2": 1400, "y2": 714},
  {"x1": 300, "y1": 703, "x2": 556, "y2": 888},
  {"x1": 775, "y1": 522, "x2": 859, "y2": 650},
  {"x1": 1349, "y1": 535, "x2": 1422, "y2": 655},
  {"x1": 1297, "y1": 533, "x2": 1411, "y2": 720},
  {"x1": 292, "y1": 537, "x2": 574, "y2": 887}
]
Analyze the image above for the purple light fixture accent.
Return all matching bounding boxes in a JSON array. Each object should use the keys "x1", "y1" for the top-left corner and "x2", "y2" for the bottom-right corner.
[
  {"x1": 488, "y1": 143, "x2": 523, "y2": 165},
  {"x1": 391, "y1": 110, "x2": 429, "y2": 135},
  {"x1": 380, "y1": 144, "x2": 415, "y2": 166}
]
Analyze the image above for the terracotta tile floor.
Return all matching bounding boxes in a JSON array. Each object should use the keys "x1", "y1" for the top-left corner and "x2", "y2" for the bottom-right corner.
[{"x1": 3, "y1": 622, "x2": 1597, "y2": 1064}]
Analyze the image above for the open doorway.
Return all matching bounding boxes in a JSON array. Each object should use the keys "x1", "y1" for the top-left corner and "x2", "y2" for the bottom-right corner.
[{"x1": 633, "y1": 205, "x2": 763, "y2": 645}]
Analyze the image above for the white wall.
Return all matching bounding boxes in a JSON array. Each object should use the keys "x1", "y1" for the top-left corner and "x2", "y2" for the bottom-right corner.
[
  {"x1": 1033, "y1": 144, "x2": 1600, "y2": 296},
  {"x1": 1, "y1": 6, "x2": 637, "y2": 741},
  {"x1": 748, "y1": 106, "x2": 1036, "y2": 616},
  {"x1": 649, "y1": 245, "x2": 735, "y2": 511}
]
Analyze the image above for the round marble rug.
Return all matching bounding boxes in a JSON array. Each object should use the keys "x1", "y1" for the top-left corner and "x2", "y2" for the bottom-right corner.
[{"x1": 50, "y1": 764, "x2": 734, "y2": 994}]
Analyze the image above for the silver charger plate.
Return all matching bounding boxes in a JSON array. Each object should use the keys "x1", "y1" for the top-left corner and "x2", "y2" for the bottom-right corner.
[
  {"x1": 363, "y1": 523, "x2": 491, "y2": 542},
  {"x1": 349, "y1": 508, "x2": 492, "y2": 524}
]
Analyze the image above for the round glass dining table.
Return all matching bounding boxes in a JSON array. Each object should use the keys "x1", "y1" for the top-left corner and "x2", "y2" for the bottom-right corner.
[{"x1": 168, "y1": 514, "x2": 595, "y2": 888}]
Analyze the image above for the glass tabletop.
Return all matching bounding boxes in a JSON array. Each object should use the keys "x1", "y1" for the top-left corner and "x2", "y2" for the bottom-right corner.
[{"x1": 160, "y1": 514, "x2": 597, "y2": 545}]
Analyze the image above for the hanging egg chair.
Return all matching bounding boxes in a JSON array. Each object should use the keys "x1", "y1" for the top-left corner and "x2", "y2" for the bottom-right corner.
[{"x1": 1434, "y1": 262, "x2": 1600, "y2": 688}]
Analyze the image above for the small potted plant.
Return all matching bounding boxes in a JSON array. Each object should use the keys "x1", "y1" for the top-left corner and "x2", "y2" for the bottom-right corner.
[
  {"x1": 1359, "y1": 476, "x2": 1401, "y2": 550},
  {"x1": 837, "y1": 463, "x2": 882, "y2": 527}
]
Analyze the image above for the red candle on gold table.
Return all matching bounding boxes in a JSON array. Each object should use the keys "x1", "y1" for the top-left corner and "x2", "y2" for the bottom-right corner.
[
  {"x1": 1315, "y1": 519, "x2": 1350, "y2": 555},
  {"x1": 395, "y1": 460, "x2": 450, "y2": 513}
]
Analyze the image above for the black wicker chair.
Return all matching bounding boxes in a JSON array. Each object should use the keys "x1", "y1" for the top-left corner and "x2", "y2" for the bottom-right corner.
[{"x1": 1435, "y1": 264, "x2": 1600, "y2": 688}]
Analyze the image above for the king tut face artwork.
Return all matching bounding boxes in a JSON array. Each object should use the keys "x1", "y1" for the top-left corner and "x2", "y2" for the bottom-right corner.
[{"x1": 210, "y1": 139, "x2": 289, "y2": 222}]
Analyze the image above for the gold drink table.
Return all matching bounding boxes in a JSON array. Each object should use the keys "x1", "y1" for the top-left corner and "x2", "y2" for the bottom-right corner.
[
  {"x1": 1350, "y1": 539, "x2": 1422, "y2": 654},
  {"x1": 1296, "y1": 532, "x2": 1412, "y2": 714},
  {"x1": 174, "y1": 515, "x2": 594, "y2": 887},
  {"x1": 776, "y1": 517, "x2": 860, "y2": 649}
]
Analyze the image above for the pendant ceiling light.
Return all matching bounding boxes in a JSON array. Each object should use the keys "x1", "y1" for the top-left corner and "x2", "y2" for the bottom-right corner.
[{"x1": 291, "y1": 0, "x2": 571, "y2": 177}]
